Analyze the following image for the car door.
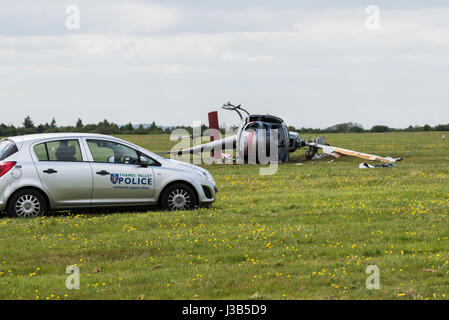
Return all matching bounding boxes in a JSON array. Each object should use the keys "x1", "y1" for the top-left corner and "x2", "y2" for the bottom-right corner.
[
  {"x1": 32, "y1": 139, "x2": 93, "y2": 207},
  {"x1": 85, "y1": 139, "x2": 155, "y2": 205}
]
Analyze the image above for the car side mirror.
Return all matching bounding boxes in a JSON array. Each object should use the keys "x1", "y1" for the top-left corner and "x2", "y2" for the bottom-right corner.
[{"x1": 139, "y1": 156, "x2": 148, "y2": 167}]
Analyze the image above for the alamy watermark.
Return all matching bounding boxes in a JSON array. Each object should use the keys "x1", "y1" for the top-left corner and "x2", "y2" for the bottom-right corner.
[
  {"x1": 65, "y1": 265, "x2": 80, "y2": 290},
  {"x1": 366, "y1": 265, "x2": 380, "y2": 289},
  {"x1": 65, "y1": 5, "x2": 80, "y2": 30},
  {"x1": 169, "y1": 123, "x2": 279, "y2": 175},
  {"x1": 365, "y1": 5, "x2": 380, "y2": 30}
]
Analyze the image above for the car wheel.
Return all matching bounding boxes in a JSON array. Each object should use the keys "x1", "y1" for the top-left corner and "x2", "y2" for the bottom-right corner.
[
  {"x1": 7, "y1": 189, "x2": 47, "y2": 218},
  {"x1": 161, "y1": 183, "x2": 197, "y2": 211}
]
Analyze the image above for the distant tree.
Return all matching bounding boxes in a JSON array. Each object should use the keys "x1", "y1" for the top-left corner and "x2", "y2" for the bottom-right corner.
[
  {"x1": 125, "y1": 122, "x2": 134, "y2": 131},
  {"x1": 2, "y1": 124, "x2": 17, "y2": 136},
  {"x1": 136, "y1": 124, "x2": 146, "y2": 134},
  {"x1": 120, "y1": 122, "x2": 134, "y2": 133},
  {"x1": 350, "y1": 125, "x2": 364, "y2": 133},
  {"x1": 327, "y1": 122, "x2": 363, "y2": 133},
  {"x1": 76, "y1": 118, "x2": 84, "y2": 129},
  {"x1": 150, "y1": 121, "x2": 158, "y2": 131},
  {"x1": 435, "y1": 124, "x2": 449, "y2": 131},
  {"x1": 84, "y1": 123, "x2": 97, "y2": 132},
  {"x1": 36, "y1": 124, "x2": 45, "y2": 133},
  {"x1": 371, "y1": 125, "x2": 390, "y2": 133},
  {"x1": 97, "y1": 119, "x2": 119, "y2": 135},
  {"x1": 423, "y1": 124, "x2": 431, "y2": 131},
  {"x1": 23, "y1": 116, "x2": 35, "y2": 129},
  {"x1": 50, "y1": 118, "x2": 57, "y2": 128},
  {"x1": 298, "y1": 127, "x2": 320, "y2": 133}
]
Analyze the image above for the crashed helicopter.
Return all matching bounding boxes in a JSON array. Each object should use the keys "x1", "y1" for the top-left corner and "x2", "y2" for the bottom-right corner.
[{"x1": 167, "y1": 102, "x2": 402, "y2": 164}]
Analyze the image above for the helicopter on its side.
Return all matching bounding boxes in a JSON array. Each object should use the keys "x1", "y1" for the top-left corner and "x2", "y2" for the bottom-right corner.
[{"x1": 168, "y1": 102, "x2": 402, "y2": 164}]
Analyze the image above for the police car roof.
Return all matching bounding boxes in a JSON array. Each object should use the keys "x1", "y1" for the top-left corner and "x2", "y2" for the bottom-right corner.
[{"x1": 7, "y1": 132, "x2": 119, "y2": 143}]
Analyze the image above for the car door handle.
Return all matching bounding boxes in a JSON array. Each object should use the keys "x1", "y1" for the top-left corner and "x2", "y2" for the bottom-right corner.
[
  {"x1": 96, "y1": 170, "x2": 110, "y2": 176},
  {"x1": 43, "y1": 169, "x2": 58, "y2": 174}
]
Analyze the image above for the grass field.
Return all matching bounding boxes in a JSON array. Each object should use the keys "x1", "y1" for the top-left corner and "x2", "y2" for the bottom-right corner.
[{"x1": 0, "y1": 132, "x2": 448, "y2": 300}]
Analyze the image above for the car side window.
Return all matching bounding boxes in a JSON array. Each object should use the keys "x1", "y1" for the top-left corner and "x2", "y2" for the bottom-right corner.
[
  {"x1": 140, "y1": 154, "x2": 161, "y2": 166},
  {"x1": 87, "y1": 139, "x2": 139, "y2": 165},
  {"x1": 33, "y1": 140, "x2": 82, "y2": 162}
]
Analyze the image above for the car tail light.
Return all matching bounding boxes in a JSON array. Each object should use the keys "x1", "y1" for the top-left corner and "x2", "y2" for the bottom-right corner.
[{"x1": 0, "y1": 162, "x2": 16, "y2": 178}]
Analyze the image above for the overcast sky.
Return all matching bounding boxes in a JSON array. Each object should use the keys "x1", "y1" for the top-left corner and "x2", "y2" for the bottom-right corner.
[{"x1": 1, "y1": 0, "x2": 449, "y2": 129}]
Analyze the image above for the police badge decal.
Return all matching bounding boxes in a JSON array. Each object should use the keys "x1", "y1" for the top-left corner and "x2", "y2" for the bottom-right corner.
[{"x1": 110, "y1": 173, "x2": 119, "y2": 184}]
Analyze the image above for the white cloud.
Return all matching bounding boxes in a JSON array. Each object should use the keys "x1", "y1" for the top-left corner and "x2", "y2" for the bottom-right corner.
[
  {"x1": 82, "y1": 2, "x2": 179, "y2": 33},
  {"x1": 0, "y1": 1, "x2": 179, "y2": 36}
]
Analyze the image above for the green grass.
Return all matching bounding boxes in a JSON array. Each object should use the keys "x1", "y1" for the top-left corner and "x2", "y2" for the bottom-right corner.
[{"x1": 1, "y1": 132, "x2": 449, "y2": 300}]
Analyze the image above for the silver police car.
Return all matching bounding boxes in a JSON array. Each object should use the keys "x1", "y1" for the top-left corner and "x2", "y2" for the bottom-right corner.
[{"x1": 0, "y1": 133, "x2": 217, "y2": 217}]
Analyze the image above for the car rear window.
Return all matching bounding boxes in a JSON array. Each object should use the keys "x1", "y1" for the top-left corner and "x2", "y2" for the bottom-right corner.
[{"x1": 0, "y1": 140, "x2": 18, "y2": 161}]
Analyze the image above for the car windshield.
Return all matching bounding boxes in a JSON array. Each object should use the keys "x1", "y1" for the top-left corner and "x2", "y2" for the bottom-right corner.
[{"x1": 0, "y1": 140, "x2": 17, "y2": 161}]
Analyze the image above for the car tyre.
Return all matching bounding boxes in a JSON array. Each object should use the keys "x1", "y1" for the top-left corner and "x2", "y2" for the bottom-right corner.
[
  {"x1": 161, "y1": 183, "x2": 197, "y2": 211},
  {"x1": 7, "y1": 189, "x2": 47, "y2": 218}
]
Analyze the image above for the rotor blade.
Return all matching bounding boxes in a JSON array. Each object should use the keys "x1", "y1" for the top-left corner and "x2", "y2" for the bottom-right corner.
[
  {"x1": 163, "y1": 135, "x2": 237, "y2": 155},
  {"x1": 315, "y1": 144, "x2": 402, "y2": 163}
]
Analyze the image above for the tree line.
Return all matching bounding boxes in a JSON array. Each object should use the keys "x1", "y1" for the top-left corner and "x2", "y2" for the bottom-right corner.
[
  {"x1": 289, "y1": 122, "x2": 449, "y2": 134},
  {"x1": 0, "y1": 116, "x2": 182, "y2": 136},
  {"x1": 1, "y1": 116, "x2": 448, "y2": 137}
]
